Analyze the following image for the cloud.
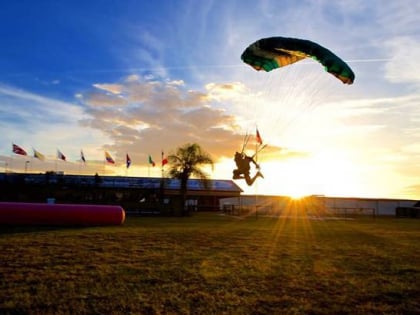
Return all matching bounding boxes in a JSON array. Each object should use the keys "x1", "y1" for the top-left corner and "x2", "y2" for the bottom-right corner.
[
  {"x1": 93, "y1": 83, "x2": 124, "y2": 95},
  {"x1": 205, "y1": 82, "x2": 247, "y2": 101},
  {"x1": 0, "y1": 84, "x2": 86, "y2": 147},
  {"x1": 0, "y1": 84, "x2": 108, "y2": 161},
  {"x1": 402, "y1": 184, "x2": 420, "y2": 199},
  {"x1": 0, "y1": 84, "x2": 82, "y2": 120},
  {"x1": 384, "y1": 37, "x2": 420, "y2": 85},
  {"x1": 376, "y1": 2, "x2": 420, "y2": 36},
  {"x1": 85, "y1": 92, "x2": 128, "y2": 107},
  {"x1": 261, "y1": 145, "x2": 310, "y2": 161},
  {"x1": 79, "y1": 75, "x2": 254, "y2": 163},
  {"x1": 116, "y1": 24, "x2": 169, "y2": 78}
]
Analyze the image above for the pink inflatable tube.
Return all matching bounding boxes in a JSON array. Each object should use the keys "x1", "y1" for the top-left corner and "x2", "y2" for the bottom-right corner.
[{"x1": 0, "y1": 202, "x2": 125, "y2": 226}]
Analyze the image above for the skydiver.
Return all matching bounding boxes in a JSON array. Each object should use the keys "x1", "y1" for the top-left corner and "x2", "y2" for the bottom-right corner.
[{"x1": 232, "y1": 151, "x2": 264, "y2": 186}]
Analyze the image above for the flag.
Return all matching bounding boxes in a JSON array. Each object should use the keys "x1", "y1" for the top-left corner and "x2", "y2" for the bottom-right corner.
[
  {"x1": 12, "y1": 144, "x2": 27, "y2": 156},
  {"x1": 148, "y1": 155, "x2": 155, "y2": 167},
  {"x1": 161, "y1": 151, "x2": 168, "y2": 167},
  {"x1": 126, "y1": 154, "x2": 131, "y2": 168},
  {"x1": 256, "y1": 128, "x2": 263, "y2": 145},
  {"x1": 33, "y1": 148, "x2": 45, "y2": 161},
  {"x1": 57, "y1": 149, "x2": 66, "y2": 161},
  {"x1": 80, "y1": 150, "x2": 86, "y2": 163},
  {"x1": 105, "y1": 151, "x2": 115, "y2": 164}
]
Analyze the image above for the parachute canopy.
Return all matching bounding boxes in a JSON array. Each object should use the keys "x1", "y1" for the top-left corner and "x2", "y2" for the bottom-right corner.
[{"x1": 241, "y1": 37, "x2": 355, "y2": 84}]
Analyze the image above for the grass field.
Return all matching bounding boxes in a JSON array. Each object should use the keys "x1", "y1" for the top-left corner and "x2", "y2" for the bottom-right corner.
[{"x1": 0, "y1": 212, "x2": 419, "y2": 314}]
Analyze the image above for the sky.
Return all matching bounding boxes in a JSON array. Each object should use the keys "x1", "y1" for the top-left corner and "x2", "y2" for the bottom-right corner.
[{"x1": 1, "y1": 0, "x2": 419, "y2": 199}]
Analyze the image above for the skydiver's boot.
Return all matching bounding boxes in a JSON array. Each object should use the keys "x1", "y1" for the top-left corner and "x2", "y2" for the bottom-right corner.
[
  {"x1": 257, "y1": 171, "x2": 264, "y2": 179},
  {"x1": 232, "y1": 169, "x2": 241, "y2": 179}
]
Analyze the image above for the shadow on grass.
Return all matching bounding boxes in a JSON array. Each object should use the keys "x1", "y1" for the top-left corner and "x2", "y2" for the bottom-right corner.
[{"x1": 0, "y1": 224, "x2": 89, "y2": 235}]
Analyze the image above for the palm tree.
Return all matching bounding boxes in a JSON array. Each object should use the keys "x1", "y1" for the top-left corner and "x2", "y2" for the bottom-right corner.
[{"x1": 167, "y1": 143, "x2": 214, "y2": 216}]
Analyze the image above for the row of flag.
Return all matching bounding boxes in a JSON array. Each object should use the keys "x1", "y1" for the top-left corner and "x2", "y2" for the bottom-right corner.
[
  {"x1": 12, "y1": 129, "x2": 262, "y2": 168},
  {"x1": 12, "y1": 144, "x2": 168, "y2": 169},
  {"x1": 13, "y1": 144, "x2": 68, "y2": 162},
  {"x1": 104, "y1": 151, "x2": 167, "y2": 169}
]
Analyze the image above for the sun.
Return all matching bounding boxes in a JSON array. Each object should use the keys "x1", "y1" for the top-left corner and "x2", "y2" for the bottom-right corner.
[
  {"x1": 280, "y1": 181, "x2": 312, "y2": 200},
  {"x1": 288, "y1": 192, "x2": 306, "y2": 200}
]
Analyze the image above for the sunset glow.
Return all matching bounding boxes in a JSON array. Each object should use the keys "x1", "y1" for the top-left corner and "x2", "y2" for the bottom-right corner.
[{"x1": 1, "y1": 1, "x2": 419, "y2": 200}]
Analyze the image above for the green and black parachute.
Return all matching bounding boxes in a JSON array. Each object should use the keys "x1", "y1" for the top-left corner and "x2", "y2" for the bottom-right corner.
[{"x1": 241, "y1": 37, "x2": 355, "y2": 84}]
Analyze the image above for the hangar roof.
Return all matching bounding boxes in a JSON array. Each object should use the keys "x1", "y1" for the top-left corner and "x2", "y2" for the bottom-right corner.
[{"x1": 2, "y1": 173, "x2": 243, "y2": 193}]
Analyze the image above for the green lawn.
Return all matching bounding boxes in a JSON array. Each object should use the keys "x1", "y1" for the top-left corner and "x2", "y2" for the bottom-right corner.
[{"x1": 0, "y1": 213, "x2": 419, "y2": 314}]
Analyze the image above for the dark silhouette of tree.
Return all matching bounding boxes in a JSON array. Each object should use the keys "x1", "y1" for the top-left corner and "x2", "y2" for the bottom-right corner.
[{"x1": 167, "y1": 143, "x2": 213, "y2": 216}]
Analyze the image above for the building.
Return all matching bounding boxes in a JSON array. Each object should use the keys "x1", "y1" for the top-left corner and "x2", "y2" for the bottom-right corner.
[
  {"x1": 219, "y1": 195, "x2": 419, "y2": 217},
  {"x1": 0, "y1": 172, "x2": 242, "y2": 214},
  {"x1": 3, "y1": 172, "x2": 417, "y2": 217}
]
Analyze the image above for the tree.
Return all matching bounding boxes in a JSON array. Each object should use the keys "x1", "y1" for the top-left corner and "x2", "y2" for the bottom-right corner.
[{"x1": 167, "y1": 143, "x2": 214, "y2": 216}]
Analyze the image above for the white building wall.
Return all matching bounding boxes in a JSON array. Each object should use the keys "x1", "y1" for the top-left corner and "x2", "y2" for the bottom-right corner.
[
  {"x1": 220, "y1": 195, "x2": 418, "y2": 216},
  {"x1": 324, "y1": 198, "x2": 416, "y2": 216}
]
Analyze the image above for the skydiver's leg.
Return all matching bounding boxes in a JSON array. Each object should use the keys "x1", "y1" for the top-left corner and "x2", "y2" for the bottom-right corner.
[
  {"x1": 245, "y1": 174, "x2": 258, "y2": 186},
  {"x1": 245, "y1": 172, "x2": 264, "y2": 186},
  {"x1": 244, "y1": 175, "x2": 253, "y2": 186}
]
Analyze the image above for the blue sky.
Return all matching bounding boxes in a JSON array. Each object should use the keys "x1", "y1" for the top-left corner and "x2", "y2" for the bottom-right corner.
[{"x1": 1, "y1": 1, "x2": 419, "y2": 199}]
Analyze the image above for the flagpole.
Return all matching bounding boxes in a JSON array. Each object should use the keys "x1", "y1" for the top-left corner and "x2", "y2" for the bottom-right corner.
[
  {"x1": 148, "y1": 154, "x2": 155, "y2": 177},
  {"x1": 8, "y1": 153, "x2": 12, "y2": 173},
  {"x1": 161, "y1": 150, "x2": 164, "y2": 179},
  {"x1": 79, "y1": 150, "x2": 86, "y2": 175},
  {"x1": 9, "y1": 143, "x2": 13, "y2": 173}
]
